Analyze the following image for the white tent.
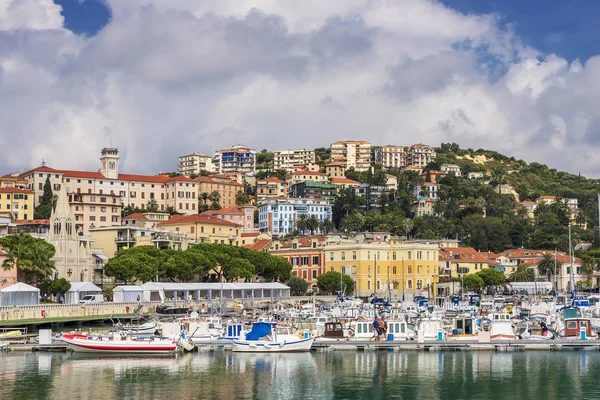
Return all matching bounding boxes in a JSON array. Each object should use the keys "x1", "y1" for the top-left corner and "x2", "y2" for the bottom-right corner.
[
  {"x1": 138, "y1": 282, "x2": 291, "y2": 303},
  {"x1": 113, "y1": 286, "x2": 144, "y2": 303},
  {"x1": 64, "y1": 282, "x2": 103, "y2": 304},
  {"x1": 0, "y1": 282, "x2": 40, "y2": 306}
]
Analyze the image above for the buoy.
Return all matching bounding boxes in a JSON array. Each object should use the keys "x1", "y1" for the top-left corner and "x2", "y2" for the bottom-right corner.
[
  {"x1": 125, "y1": 306, "x2": 130, "y2": 313},
  {"x1": 41, "y1": 310, "x2": 46, "y2": 318}
]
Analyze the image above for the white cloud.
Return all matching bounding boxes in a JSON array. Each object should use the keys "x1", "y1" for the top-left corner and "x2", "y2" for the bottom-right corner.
[
  {"x1": 0, "y1": 0, "x2": 64, "y2": 31},
  {"x1": 1, "y1": 0, "x2": 600, "y2": 177}
]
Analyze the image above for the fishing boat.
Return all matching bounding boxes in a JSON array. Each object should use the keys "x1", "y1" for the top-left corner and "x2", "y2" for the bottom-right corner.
[
  {"x1": 556, "y1": 307, "x2": 597, "y2": 340},
  {"x1": 61, "y1": 333, "x2": 182, "y2": 354},
  {"x1": 232, "y1": 322, "x2": 313, "y2": 352},
  {"x1": 489, "y1": 320, "x2": 516, "y2": 340}
]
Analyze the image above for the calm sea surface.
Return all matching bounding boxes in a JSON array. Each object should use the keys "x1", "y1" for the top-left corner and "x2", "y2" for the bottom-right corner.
[{"x1": 1, "y1": 350, "x2": 599, "y2": 400}]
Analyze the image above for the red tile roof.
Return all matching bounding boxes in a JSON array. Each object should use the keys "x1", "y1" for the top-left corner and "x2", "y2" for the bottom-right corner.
[
  {"x1": 439, "y1": 247, "x2": 497, "y2": 265},
  {"x1": 158, "y1": 214, "x2": 241, "y2": 227},
  {"x1": 258, "y1": 177, "x2": 285, "y2": 183},
  {"x1": 330, "y1": 177, "x2": 359, "y2": 184},
  {"x1": 292, "y1": 171, "x2": 326, "y2": 176},
  {"x1": 14, "y1": 219, "x2": 49, "y2": 225},
  {"x1": 241, "y1": 232, "x2": 261, "y2": 237},
  {"x1": 0, "y1": 188, "x2": 33, "y2": 194},
  {"x1": 249, "y1": 239, "x2": 272, "y2": 252},
  {"x1": 18, "y1": 166, "x2": 61, "y2": 177}
]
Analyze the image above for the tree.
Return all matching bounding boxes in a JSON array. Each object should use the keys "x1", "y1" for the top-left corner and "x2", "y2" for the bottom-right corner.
[
  {"x1": 34, "y1": 176, "x2": 54, "y2": 219},
  {"x1": 0, "y1": 233, "x2": 55, "y2": 285},
  {"x1": 320, "y1": 219, "x2": 334, "y2": 235},
  {"x1": 340, "y1": 212, "x2": 364, "y2": 233},
  {"x1": 287, "y1": 276, "x2": 309, "y2": 296},
  {"x1": 235, "y1": 191, "x2": 250, "y2": 206},
  {"x1": 296, "y1": 214, "x2": 308, "y2": 235},
  {"x1": 50, "y1": 278, "x2": 71, "y2": 297},
  {"x1": 509, "y1": 265, "x2": 535, "y2": 282},
  {"x1": 537, "y1": 253, "x2": 558, "y2": 282},
  {"x1": 462, "y1": 273, "x2": 484, "y2": 290},
  {"x1": 145, "y1": 199, "x2": 159, "y2": 212},
  {"x1": 306, "y1": 215, "x2": 320, "y2": 235},
  {"x1": 317, "y1": 271, "x2": 355, "y2": 295},
  {"x1": 208, "y1": 191, "x2": 221, "y2": 210},
  {"x1": 476, "y1": 268, "x2": 505, "y2": 287}
]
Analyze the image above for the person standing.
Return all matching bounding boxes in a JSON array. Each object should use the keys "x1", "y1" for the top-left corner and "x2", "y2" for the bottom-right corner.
[{"x1": 379, "y1": 316, "x2": 387, "y2": 341}]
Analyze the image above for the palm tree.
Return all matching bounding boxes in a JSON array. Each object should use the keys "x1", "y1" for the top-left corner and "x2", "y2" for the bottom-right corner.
[
  {"x1": 320, "y1": 218, "x2": 334, "y2": 235},
  {"x1": 537, "y1": 253, "x2": 556, "y2": 282},
  {"x1": 296, "y1": 214, "x2": 308, "y2": 235},
  {"x1": 199, "y1": 192, "x2": 210, "y2": 206},
  {"x1": 509, "y1": 265, "x2": 535, "y2": 282},
  {"x1": 582, "y1": 256, "x2": 596, "y2": 281},
  {"x1": 306, "y1": 215, "x2": 320, "y2": 235},
  {"x1": 0, "y1": 233, "x2": 55, "y2": 285},
  {"x1": 400, "y1": 219, "x2": 414, "y2": 238}
]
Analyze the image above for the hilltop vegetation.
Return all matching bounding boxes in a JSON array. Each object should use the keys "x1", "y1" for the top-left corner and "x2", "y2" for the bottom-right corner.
[{"x1": 335, "y1": 143, "x2": 600, "y2": 253}]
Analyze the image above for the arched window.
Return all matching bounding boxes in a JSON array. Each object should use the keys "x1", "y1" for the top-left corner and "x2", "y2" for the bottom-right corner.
[{"x1": 54, "y1": 223, "x2": 61, "y2": 235}]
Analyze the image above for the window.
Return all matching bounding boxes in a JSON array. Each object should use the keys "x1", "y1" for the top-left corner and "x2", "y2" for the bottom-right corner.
[
  {"x1": 303, "y1": 270, "x2": 308, "y2": 279},
  {"x1": 330, "y1": 252, "x2": 334, "y2": 261},
  {"x1": 341, "y1": 252, "x2": 345, "y2": 261},
  {"x1": 417, "y1": 280, "x2": 423, "y2": 289},
  {"x1": 408, "y1": 265, "x2": 412, "y2": 274},
  {"x1": 130, "y1": 192, "x2": 136, "y2": 198},
  {"x1": 352, "y1": 251, "x2": 357, "y2": 260},
  {"x1": 90, "y1": 206, "x2": 96, "y2": 212},
  {"x1": 100, "y1": 197, "x2": 106, "y2": 203},
  {"x1": 100, "y1": 216, "x2": 106, "y2": 222},
  {"x1": 393, "y1": 266, "x2": 397, "y2": 274},
  {"x1": 301, "y1": 257, "x2": 309, "y2": 265},
  {"x1": 407, "y1": 280, "x2": 413, "y2": 289},
  {"x1": 393, "y1": 252, "x2": 397, "y2": 260},
  {"x1": 291, "y1": 257, "x2": 299, "y2": 265},
  {"x1": 312, "y1": 256, "x2": 319, "y2": 265},
  {"x1": 89, "y1": 216, "x2": 96, "y2": 221},
  {"x1": 100, "y1": 207, "x2": 106, "y2": 212},
  {"x1": 312, "y1": 270, "x2": 317, "y2": 279}
]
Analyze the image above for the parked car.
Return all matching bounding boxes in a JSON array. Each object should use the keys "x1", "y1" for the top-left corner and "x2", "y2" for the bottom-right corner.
[{"x1": 79, "y1": 294, "x2": 105, "y2": 304}]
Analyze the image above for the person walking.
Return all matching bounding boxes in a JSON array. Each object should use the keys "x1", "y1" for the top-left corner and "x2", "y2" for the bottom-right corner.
[
  {"x1": 371, "y1": 317, "x2": 380, "y2": 341},
  {"x1": 379, "y1": 316, "x2": 387, "y2": 341}
]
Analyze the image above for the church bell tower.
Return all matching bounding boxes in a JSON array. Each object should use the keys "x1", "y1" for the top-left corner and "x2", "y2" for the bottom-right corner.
[{"x1": 100, "y1": 147, "x2": 120, "y2": 179}]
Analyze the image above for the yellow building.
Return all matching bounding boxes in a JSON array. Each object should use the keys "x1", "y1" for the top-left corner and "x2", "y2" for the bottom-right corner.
[
  {"x1": 90, "y1": 225, "x2": 190, "y2": 258},
  {"x1": 158, "y1": 214, "x2": 242, "y2": 246},
  {"x1": 0, "y1": 188, "x2": 34, "y2": 220},
  {"x1": 324, "y1": 241, "x2": 439, "y2": 297},
  {"x1": 287, "y1": 171, "x2": 329, "y2": 185},
  {"x1": 256, "y1": 177, "x2": 288, "y2": 200},
  {"x1": 438, "y1": 247, "x2": 496, "y2": 278}
]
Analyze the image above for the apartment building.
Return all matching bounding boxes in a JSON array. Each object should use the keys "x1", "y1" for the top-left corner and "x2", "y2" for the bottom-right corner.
[
  {"x1": 256, "y1": 178, "x2": 288, "y2": 201},
  {"x1": 68, "y1": 192, "x2": 122, "y2": 234},
  {"x1": 212, "y1": 145, "x2": 256, "y2": 176},
  {"x1": 438, "y1": 247, "x2": 497, "y2": 278},
  {"x1": 330, "y1": 140, "x2": 372, "y2": 171},
  {"x1": 287, "y1": 171, "x2": 328, "y2": 185},
  {"x1": 203, "y1": 205, "x2": 255, "y2": 231},
  {"x1": 178, "y1": 153, "x2": 215, "y2": 176},
  {"x1": 330, "y1": 177, "x2": 360, "y2": 193},
  {"x1": 258, "y1": 198, "x2": 333, "y2": 236},
  {"x1": 195, "y1": 175, "x2": 244, "y2": 208},
  {"x1": 0, "y1": 174, "x2": 27, "y2": 189},
  {"x1": 325, "y1": 163, "x2": 347, "y2": 179},
  {"x1": 269, "y1": 237, "x2": 326, "y2": 289},
  {"x1": 440, "y1": 163, "x2": 461, "y2": 176},
  {"x1": 375, "y1": 145, "x2": 407, "y2": 169},
  {"x1": 273, "y1": 149, "x2": 316, "y2": 172},
  {"x1": 158, "y1": 214, "x2": 242, "y2": 246},
  {"x1": 90, "y1": 226, "x2": 189, "y2": 258},
  {"x1": 324, "y1": 241, "x2": 439, "y2": 297},
  {"x1": 407, "y1": 144, "x2": 436, "y2": 168},
  {"x1": 19, "y1": 148, "x2": 198, "y2": 215},
  {"x1": 289, "y1": 182, "x2": 337, "y2": 200},
  {"x1": 0, "y1": 188, "x2": 33, "y2": 220}
]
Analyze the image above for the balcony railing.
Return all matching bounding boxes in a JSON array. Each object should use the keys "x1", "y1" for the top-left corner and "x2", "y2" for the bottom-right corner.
[
  {"x1": 115, "y1": 236, "x2": 136, "y2": 243},
  {"x1": 92, "y1": 277, "x2": 113, "y2": 285}
]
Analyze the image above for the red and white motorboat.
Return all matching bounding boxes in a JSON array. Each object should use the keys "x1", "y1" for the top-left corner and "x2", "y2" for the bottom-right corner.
[{"x1": 61, "y1": 333, "x2": 179, "y2": 354}]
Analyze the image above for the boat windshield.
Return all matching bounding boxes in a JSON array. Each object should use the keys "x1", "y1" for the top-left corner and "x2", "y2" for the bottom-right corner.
[{"x1": 562, "y1": 307, "x2": 582, "y2": 319}]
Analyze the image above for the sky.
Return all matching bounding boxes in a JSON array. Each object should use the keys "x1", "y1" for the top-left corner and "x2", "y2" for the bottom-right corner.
[{"x1": 2, "y1": 0, "x2": 600, "y2": 177}]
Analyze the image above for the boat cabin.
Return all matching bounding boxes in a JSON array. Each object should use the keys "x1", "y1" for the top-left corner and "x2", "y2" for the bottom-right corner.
[
  {"x1": 452, "y1": 316, "x2": 478, "y2": 335},
  {"x1": 387, "y1": 321, "x2": 413, "y2": 340},
  {"x1": 353, "y1": 321, "x2": 374, "y2": 339},
  {"x1": 224, "y1": 322, "x2": 245, "y2": 339},
  {"x1": 563, "y1": 319, "x2": 594, "y2": 338},
  {"x1": 323, "y1": 322, "x2": 345, "y2": 338}
]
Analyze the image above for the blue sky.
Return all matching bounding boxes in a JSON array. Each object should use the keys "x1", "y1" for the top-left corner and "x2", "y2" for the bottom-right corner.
[
  {"x1": 442, "y1": 0, "x2": 600, "y2": 62},
  {"x1": 57, "y1": 0, "x2": 600, "y2": 61}
]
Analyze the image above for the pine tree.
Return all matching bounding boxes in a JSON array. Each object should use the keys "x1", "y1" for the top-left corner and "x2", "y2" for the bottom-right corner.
[{"x1": 41, "y1": 176, "x2": 53, "y2": 205}]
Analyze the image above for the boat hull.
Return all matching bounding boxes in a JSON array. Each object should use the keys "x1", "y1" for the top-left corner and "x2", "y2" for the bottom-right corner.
[
  {"x1": 62, "y1": 337, "x2": 177, "y2": 354},
  {"x1": 232, "y1": 338, "x2": 314, "y2": 353}
]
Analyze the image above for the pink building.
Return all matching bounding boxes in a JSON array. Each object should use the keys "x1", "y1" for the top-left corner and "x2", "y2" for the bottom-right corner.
[
  {"x1": 203, "y1": 205, "x2": 255, "y2": 231},
  {"x1": 0, "y1": 249, "x2": 17, "y2": 290}
]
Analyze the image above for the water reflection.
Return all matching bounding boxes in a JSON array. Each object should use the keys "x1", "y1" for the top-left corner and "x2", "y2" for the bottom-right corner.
[{"x1": 2, "y1": 351, "x2": 600, "y2": 399}]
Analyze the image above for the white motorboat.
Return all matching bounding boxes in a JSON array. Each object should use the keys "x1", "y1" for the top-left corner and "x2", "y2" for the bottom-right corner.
[
  {"x1": 232, "y1": 323, "x2": 313, "y2": 352},
  {"x1": 489, "y1": 320, "x2": 516, "y2": 340},
  {"x1": 61, "y1": 333, "x2": 181, "y2": 354}
]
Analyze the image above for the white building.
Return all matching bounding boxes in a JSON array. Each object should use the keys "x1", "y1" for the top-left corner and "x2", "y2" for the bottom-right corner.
[
  {"x1": 212, "y1": 145, "x2": 256, "y2": 176},
  {"x1": 440, "y1": 163, "x2": 461, "y2": 176},
  {"x1": 407, "y1": 144, "x2": 436, "y2": 168},
  {"x1": 330, "y1": 140, "x2": 371, "y2": 171},
  {"x1": 273, "y1": 149, "x2": 316, "y2": 172},
  {"x1": 258, "y1": 198, "x2": 332, "y2": 236},
  {"x1": 375, "y1": 145, "x2": 407, "y2": 169},
  {"x1": 178, "y1": 153, "x2": 215, "y2": 176}
]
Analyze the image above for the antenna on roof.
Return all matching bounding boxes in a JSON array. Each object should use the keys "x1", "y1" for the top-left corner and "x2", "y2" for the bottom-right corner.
[{"x1": 41, "y1": 159, "x2": 46, "y2": 167}]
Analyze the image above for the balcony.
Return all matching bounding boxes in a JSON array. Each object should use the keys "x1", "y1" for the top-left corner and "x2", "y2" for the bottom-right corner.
[
  {"x1": 152, "y1": 233, "x2": 186, "y2": 243},
  {"x1": 92, "y1": 277, "x2": 113, "y2": 285},
  {"x1": 115, "y1": 236, "x2": 136, "y2": 243}
]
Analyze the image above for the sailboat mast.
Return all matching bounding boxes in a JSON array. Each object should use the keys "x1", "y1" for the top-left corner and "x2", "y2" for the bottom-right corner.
[{"x1": 569, "y1": 225, "x2": 575, "y2": 302}]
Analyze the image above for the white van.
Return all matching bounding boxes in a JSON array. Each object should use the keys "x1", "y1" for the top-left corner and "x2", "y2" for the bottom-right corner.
[{"x1": 79, "y1": 294, "x2": 105, "y2": 304}]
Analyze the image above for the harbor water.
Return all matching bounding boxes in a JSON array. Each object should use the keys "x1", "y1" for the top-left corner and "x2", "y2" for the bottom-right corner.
[{"x1": 1, "y1": 351, "x2": 599, "y2": 399}]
